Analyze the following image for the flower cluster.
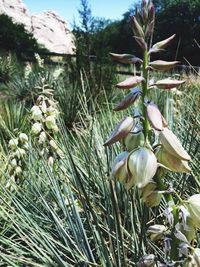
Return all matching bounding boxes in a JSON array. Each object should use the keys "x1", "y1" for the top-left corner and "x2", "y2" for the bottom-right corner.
[
  {"x1": 31, "y1": 86, "x2": 63, "y2": 166},
  {"x1": 105, "y1": 1, "x2": 190, "y2": 205},
  {"x1": 103, "y1": 0, "x2": 198, "y2": 265},
  {"x1": 6, "y1": 133, "x2": 29, "y2": 185}
]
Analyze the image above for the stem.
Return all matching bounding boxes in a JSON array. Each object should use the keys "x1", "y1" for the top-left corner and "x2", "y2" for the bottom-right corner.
[
  {"x1": 141, "y1": 49, "x2": 150, "y2": 141},
  {"x1": 142, "y1": 47, "x2": 179, "y2": 263},
  {"x1": 141, "y1": 49, "x2": 180, "y2": 260}
]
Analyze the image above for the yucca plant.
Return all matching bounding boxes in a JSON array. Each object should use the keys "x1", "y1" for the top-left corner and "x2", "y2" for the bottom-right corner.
[{"x1": 104, "y1": 1, "x2": 200, "y2": 265}]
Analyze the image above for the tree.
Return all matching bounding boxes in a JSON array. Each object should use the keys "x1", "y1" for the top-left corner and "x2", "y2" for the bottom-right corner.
[
  {"x1": 0, "y1": 14, "x2": 41, "y2": 58},
  {"x1": 153, "y1": 0, "x2": 200, "y2": 64}
]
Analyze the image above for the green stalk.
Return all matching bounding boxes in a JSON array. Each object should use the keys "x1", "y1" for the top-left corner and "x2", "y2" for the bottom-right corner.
[
  {"x1": 141, "y1": 50, "x2": 150, "y2": 141},
  {"x1": 142, "y1": 49, "x2": 179, "y2": 261}
]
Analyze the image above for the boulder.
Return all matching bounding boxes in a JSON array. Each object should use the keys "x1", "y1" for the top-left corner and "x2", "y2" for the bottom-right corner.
[{"x1": 0, "y1": 0, "x2": 75, "y2": 54}]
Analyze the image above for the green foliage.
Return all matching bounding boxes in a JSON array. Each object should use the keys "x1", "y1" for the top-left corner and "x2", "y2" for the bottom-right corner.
[
  {"x1": 92, "y1": 0, "x2": 200, "y2": 65},
  {"x1": 0, "y1": 54, "x2": 22, "y2": 83},
  {"x1": 153, "y1": 0, "x2": 200, "y2": 64},
  {"x1": 0, "y1": 14, "x2": 41, "y2": 57},
  {"x1": 0, "y1": 81, "x2": 199, "y2": 265},
  {"x1": 73, "y1": 0, "x2": 117, "y2": 98}
]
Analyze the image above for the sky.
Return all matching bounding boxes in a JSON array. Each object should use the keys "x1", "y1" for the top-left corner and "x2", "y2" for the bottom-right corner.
[{"x1": 23, "y1": 0, "x2": 137, "y2": 29}]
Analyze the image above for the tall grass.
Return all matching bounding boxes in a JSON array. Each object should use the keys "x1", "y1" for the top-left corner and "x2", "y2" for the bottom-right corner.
[{"x1": 0, "y1": 68, "x2": 199, "y2": 266}]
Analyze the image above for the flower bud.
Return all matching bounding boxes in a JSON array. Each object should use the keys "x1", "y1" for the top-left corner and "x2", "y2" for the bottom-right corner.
[
  {"x1": 40, "y1": 100, "x2": 47, "y2": 114},
  {"x1": 184, "y1": 248, "x2": 200, "y2": 267},
  {"x1": 148, "y1": 1, "x2": 155, "y2": 22},
  {"x1": 140, "y1": 182, "x2": 157, "y2": 200},
  {"x1": 116, "y1": 76, "x2": 145, "y2": 89},
  {"x1": 186, "y1": 194, "x2": 200, "y2": 228},
  {"x1": 8, "y1": 138, "x2": 18, "y2": 149},
  {"x1": 104, "y1": 117, "x2": 135, "y2": 146},
  {"x1": 146, "y1": 103, "x2": 163, "y2": 131},
  {"x1": 159, "y1": 127, "x2": 191, "y2": 161},
  {"x1": 145, "y1": 20, "x2": 154, "y2": 37},
  {"x1": 19, "y1": 133, "x2": 28, "y2": 143},
  {"x1": 128, "y1": 147, "x2": 157, "y2": 188},
  {"x1": 131, "y1": 16, "x2": 145, "y2": 38},
  {"x1": 136, "y1": 254, "x2": 156, "y2": 267},
  {"x1": 57, "y1": 148, "x2": 64, "y2": 158},
  {"x1": 45, "y1": 116, "x2": 57, "y2": 130},
  {"x1": 38, "y1": 131, "x2": 47, "y2": 143},
  {"x1": 15, "y1": 166, "x2": 22, "y2": 175},
  {"x1": 48, "y1": 156, "x2": 54, "y2": 167},
  {"x1": 31, "y1": 122, "x2": 42, "y2": 135},
  {"x1": 14, "y1": 148, "x2": 26, "y2": 159},
  {"x1": 123, "y1": 130, "x2": 145, "y2": 151},
  {"x1": 31, "y1": 105, "x2": 43, "y2": 121},
  {"x1": 47, "y1": 106, "x2": 58, "y2": 116},
  {"x1": 49, "y1": 140, "x2": 58, "y2": 150},
  {"x1": 144, "y1": 191, "x2": 162, "y2": 207},
  {"x1": 150, "y1": 34, "x2": 176, "y2": 53},
  {"x1": 10, "y1": 158, "x2": 17, "y2": 167},
  {"x1": 134, "y1": 36, "x2": 147, "y2": 51},
  {"x1": 156, "y1": 147, "x2": 191, "y2": 173},
  {"x1": 114, "y1": 88, "x2": 141, "y2": 111},
  {"x1": 150, "y1": 60, "x2": 179, "y2": 71},
  {"x1": 112, "y1": 151, "x2": 129, "y2": 183},
  {"x1": 22, "y1": 142, "x2": 29, "y2": 150},
  {"x1": 109, "y1": 53, "x2": 142, "y2": 64},
  {"x1": 152, "y1": 78, "x2": 185, "y2": 90},
  {"x1": 147, "y1": 225, "x2": 167, "y2": 241},
  {"x1": 193, "y1": 248, "x2": 200, "y2": 265}
]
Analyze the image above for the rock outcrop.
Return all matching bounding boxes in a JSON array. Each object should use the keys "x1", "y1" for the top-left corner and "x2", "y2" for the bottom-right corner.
[{"x1": 0, "y1": 0, "x2": 75, "y2": 54}]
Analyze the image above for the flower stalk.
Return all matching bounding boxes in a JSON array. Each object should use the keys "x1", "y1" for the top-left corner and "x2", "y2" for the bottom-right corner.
[
  {"x1": 103, "y1": 1, "x2": 196, "y2": 265},
  {"x1": 142, "y1": 49, "x2": 150, "y2": 141}
]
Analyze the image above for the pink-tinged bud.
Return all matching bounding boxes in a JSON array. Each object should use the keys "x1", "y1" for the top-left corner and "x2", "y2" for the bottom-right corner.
[
  {"x1": 134, "y1": 36, "x2": 147, "y2": 51},
  {"x1": 142, "y1": 0, "x2": 148, "y2": 22},
  {"x1": 114, "y1": 88, "x2": 141, "y2": 111},
  {"x1": 146, "y1": 103, "x2": 163, "y2": 131},
  {"x1": 109, "y1": 53, "x2": 143, "y2": 64},
  {"x1": 149, "y1": 34, "x2": 176, "y2": 54},
  {"x1": 116, "y1": 76, "x2": 145, "y2": 89},
  {"x1": 104, "y1": 117, "x2": 135, "y2": 146},
  {"x1": 131, "y1": 16, "x2": 145, "y2": 38},
  {"x1": 112, "y1": 151, "x2": 129, "y2": 182},
  {"x1": 145, "y1": 20, "x2": 155, "y2": 37},
  {"x1": 159, "y1": 127, "x2": 191, "y2": 161},
  {"x1": 128, "y1": 147, "x2": 157, "y2": 188},
  {"x1": 150, "y1": 60, "x2": 180, "y2": 71},
  {"x1": 148, "y1": 1, "x2": 155, "y2": 22},
  {"x1": 156, "y1": 147, "x2": 191, "y2": 173},
  {"x1": 153, "y1": 34, "x2": 176, "y2": 49},
  {"x1": 152, "y1": 78, "x2": 185, "y2": 89}
]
